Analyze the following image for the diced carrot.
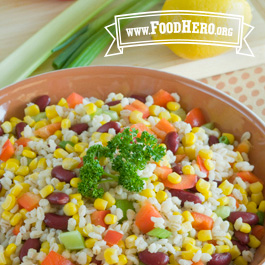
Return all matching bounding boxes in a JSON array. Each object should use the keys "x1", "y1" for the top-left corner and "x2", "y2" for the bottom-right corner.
[
  {"x1": 191, "y1": 212, "x2": 214, "y2": 230},
  {"x1": 196, "y1": 155, "x2": 208, "y2": 176},
  {"x1": 13, "y1": 220, "x2": 23, "y2": 235},
  {"x1": 192, "y1": 261, "x2": 204, "y2": 265},
  {"x1": 17, "y1": 192, "x2": 41, "y2": 211},
  {"x1": 131, "y1": 100, "x2": 150, "y2": 118},
  {"x1": 235, "y1": 140, "x2": 251, "y2": 154},
  {"x1": 15, "y1": 137, "x2": 31, "y2": 147},
  {"x1": 154, "y1": 166, "x2": 173, "y2": 180},
  {"x1": 104, "y1": 230, "x2": 123, "y2": 246},
  {"x1": 251, "y1": 225, "x2": 265, "y2": 240},
  {"x1": 208, "y1": 240, "x2": 217, "y2": 246},
  {"x1": 185, "y1": 108, "x2": 206, "y2": 128},
  {"x1": 162, "y1": 174, "x2": 197, "y2": 189},
  {"x1": 175, "y1": 154, "x2": 186, "y2": 163},
  {"x1": 34, "y1": 122, "x2": 61, "y2": 139},
  {"x1": 77, "y1": 157, "x2": 83, "y2": 168},
  {"x1": 228, "y1": 194, "x2": 239, "y2": 208},
  {"x1": 91, "y1": 210, "x2": 110, "y2": 229},
  {"x1": 130, "y1": 123, "x2": 155, "y2": 137},
  {"x1": 41, "y1": 251, "x2": 75, "y2": 265},
  {"x1": 151, "y1": 118, "x2": 176, "y2": 140},
  {"x1": 237, "y1": 171, "x2": 264, "y2": 185},
  {"x1": 66, "y1": 92, "x2": 84, "y2": 109},
  {"x1": 135, "y1": 201, "x2": 162, "y2": 233},
  {"x1": 0, "y1": 139, "x2": 14, "y2": 162},
  {"x1": 152, "y1": 89, "x2": 175, "y2": 107}
]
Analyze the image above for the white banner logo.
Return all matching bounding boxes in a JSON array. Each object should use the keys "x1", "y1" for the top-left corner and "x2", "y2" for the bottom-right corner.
[{"x1": 105, "y1": 10, "x2": 254, "y2": 57}]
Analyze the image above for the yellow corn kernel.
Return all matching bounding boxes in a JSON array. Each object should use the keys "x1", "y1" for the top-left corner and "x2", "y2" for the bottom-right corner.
[
  {"x1": 76, "y1": 200, "x2": 84, "y2": 208},
  {"x1": 140, "y1": 188, "x2": 156, "y2": 198},
  {"x1": 197, "y1": 230, "x2": 212, "y2": 241},
  {"x1": 85, "y1": 238, "x2": 97, "y2": 249},
  {"x1": 58, "y1": 98, "x2": 68, "y2": 108},
  {"x1": 36, "y1": 158, "x2": 46, "y2": 170},
  {"x1": 259, "y1": 200, "x2": 265, "y2": 212},
  {"x1": 176, "y1": 146, "x2": 185, "y2": 155},
  {"x1": 54, "y1": 181, "x2": 64, "y2": 191},
  {"x1": 84, "y1": 103, "x2": 97, "y2": 115},
  {"x1": 1, "y1": 121, "x2": 12, "y2": 133},
  {"x1": 181, "y1": 251, "x2": 194, "y2": 260},
  {"x1": 40, "y1": 248, "x2": 49, "y2": 254},
  {"x1": 204, "y1": 159, "x2": 215, "y2": 171},
  {"x1": 94, "y1": 100, "x2": 103, "y2": 108},
  {"x1": 34, "y1": 120, "x2": 49, "y2": 130},
  {"x1": 91, "y1": 132, "x2": 102, "y2": 142},
  {"x1": 196, "y1": 178, "x2": 210, "y2": 193},
  {"x1": 54, "y1": 148, "x2": 68, "y2": 159},
  {"x1": 202, "y1": 243, "x2": 215, "y2": 255},
  {"x1": 150, "y1": 174, "x2": 158, "y2": 182},
  {"x1": 16, "y1": 166, "x2": 30, "y2": 176},
  {"x1": 125, "y1": 235, "x2": 137, "y2": 248},
  {"x1": 103, "y1": 192, "x2": 116, "y2": 208},
  {"x1": 129, "y1": 110, "x2": 150, "y2": 126},
  {"x1": 104, "y1": 214, "x2": 118, "y2": 225},
  {"x1": 74, "y1": 143, "x2": 87, "y2": 153},
  {"x1": 0, "y1": 169, "x2": 5, "y2": 177},
  {"x1": 100, "y1": 133, "x2": 114, "y2": 146},
  {"x1": 10, "y1": 183, "x2": 23, "y2": 197},
  {"x1": 167, "y1": 172, "x2": 181, "y2": 185},
  {"x1": 235, "y1": 151, "x2": 243, "y2": 163},
  {"x1": 218, "y1": 196, "x2": 230, "y2": 206},
  {"x1": 0, "y1": 162, "x2": 6, "y2": 169},
  {"x1": 10, "y1": 117, "x2": 22, "y2": 127},
  {"x1": 41, "y1": 241, "x2": 50, "y2": 250},
  {"x1": 110, "y1": 103, "x2": 123, "y2": 114},
  {"x1": 246, "y1": 201, "x2": 258, "y2": 213},
  {"x1": 71, "y1": 214, "x2": 79, "y2": 224},
  {"x1": 117, "y1": 254, "x2": 127, "y2": 265},
  {"x1": 184, "y1": 146, "x2": 196, "y2": 160},
  {"x1": 250, "y1": 182, "x2": 263, "y2": 194},
  {"x1": 204, "y1": 190, "x2": 212, "y2": 200},
  {"x1": 222, "y1": 133, "x2": 235, "y2": 144},
  {"x1": 40, "y1": 185, "x2": 54, "y2": 198},
  {"x1": 199, "y1": 149, "x2": 213, "y2": 160},
  {"x1": 251, "y1": 192, "x2": 263, "y2": 205},
  {"x1": 9, "y1": 135, "x2": 15, "y2": 145},
  {"x1": 173, "y1": 246, "x2": 181, "y2": 252},
  {"x1": 28, "y1": 158, "x2": 37, "y2": 171},
  {"x1": 0, "y1": 188, "x2": 6, "y2": 197},
  {"x1": 1, "y1": 211, "x2": 14, "y2": 221},
  {"x1": 185, "y1": 243, "x2": 200, "y2": 253},
  {"x1": 56, "y1": 244, "x2": 64, "y2": 254},
  {"x1": 216, "y1": 245, "x2": 230, "y2": 253},
  {"x1": 167, "y1": 101, "x2": 180, "y2": 111},
  {"x1": 20, "y1": 208, "x2": 28, "y2": 219},
  {"x1": 182, "y1": 211, "x2": 194, "y2": 222},
  {"x1": 229, "y1": 245, "x2": 240, "y2": 260},
  {"x1": 158, "y1": 111, "x2": 171, "y2": 120},
  {"x1": 51, "y1": 116, "x2": 63, "y2": 124},
  {"x1": 104, "y1": 248, "x2": 119, "y2": 264},
  {"x1": 45, "y1": 106, "x2": 58, "y2": 119},
  {"x1": 20, "y1": 183, "x2": 30, "y2": 194},
  {"x1": 69, "y1": 177, "x2": 81, "y2": 188},
  {"x1": 53, "y1": 130, "x2": 62, "y2": 140},
  {"x1": 178, "y1": 221, "x2": 192, "y2": 234},
  {"x1": 4, "y1": 243, "x2": 17, "y2": 258},
  {"x1": 5, "y1": 160, "x2": 19, "y2": 173},
  {"x1": 170, "y1": 113, "x2": 181, "y2": 123},
  {"x1": 65, "y1": 143, "x2": 74, "y2": 153},
  {"x1": 117, "y1": 240, "x2": 125, "y2": 249},
  {"x1": 225, "y1": 232, "x2": 232, "y2": 240},
  {"x1": 182, "y1": 165, "x2": 195, "y2": 175},
  {"x1": 69, "y1": 193, "x2": 82, "y2": 201},
  {"x1": 63, "y1": 202, "x2": 78, "y2": 216},
  {"x1": 10, "y1": 213, "x2": 23, "y2": 226},
  {"x1": 62, "y1": 157, "x2": 79, "y2": 171},
  {"x1": 169, "y1": 254, "x2": 178, "y2": 265},
  {"x1": 182, "y1": 132, "x2": 196, "y2": 147},
  {"x1": 248, "y1": 235, "x2": 261, "y2": 248},
  {"x1": 234, "y1": 184, "x2": 247, "y2": 196},
  {"x1": 156, "y1": 190, "x2": 168, "y2": 203},
  {"x1": 173, "y1": 211, "x2": 181, "y2": 216},
  {"x1": 24, "y1": 116, "x2": 35, "y2": 127},
  {"x1": 94, "y1": 198, "x2": 108, "y2": 211},
  {"x1": 25, "y1": 104, "x2": 40, "y2": 116},
  {"x1": 1, "y1": 194, "x2": 16, "y2": 211},
  {"x1": 191, "y1": 127, "x2": 204, "y2": 134},
  {"x1": 149, "y1": 105, "x2": 161, "y2": 116},
  {"x1": 234, "y1": 256, "x2": 247, "y2": 265},
  {"x1": 239, "y1": 223, "x2": 251, "y2": 233},
  {"x1": 219, "y1": 180, "x2": 234, "y2": 196},
  {"x1": 61, "y1": 119, "x2": 71, "y2": 129}
]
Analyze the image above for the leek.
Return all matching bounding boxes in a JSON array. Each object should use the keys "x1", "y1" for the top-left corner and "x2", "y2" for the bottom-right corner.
[{"x1": 0, "y1": 0, "x2": 114, "y2": 89}]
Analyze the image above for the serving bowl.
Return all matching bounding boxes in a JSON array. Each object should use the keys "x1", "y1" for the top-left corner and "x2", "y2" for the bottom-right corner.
[{"x1": 0, "y1": 66, "x2": 264, "y2": 264}]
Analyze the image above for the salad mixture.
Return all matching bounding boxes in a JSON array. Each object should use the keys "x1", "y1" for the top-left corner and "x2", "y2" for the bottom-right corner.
[{"x1": 0, "y1": 89, "x2": 264, "y2": 265}]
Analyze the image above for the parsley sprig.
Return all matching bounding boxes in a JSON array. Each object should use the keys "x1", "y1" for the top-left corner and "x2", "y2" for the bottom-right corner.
[{"x1": 78, "y1": 128, "x2": 166, "y2": 198}]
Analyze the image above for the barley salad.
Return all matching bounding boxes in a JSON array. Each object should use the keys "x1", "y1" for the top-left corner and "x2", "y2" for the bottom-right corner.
[{"x1": 0, "y1": 89, "x2": 264, "y2": 265}]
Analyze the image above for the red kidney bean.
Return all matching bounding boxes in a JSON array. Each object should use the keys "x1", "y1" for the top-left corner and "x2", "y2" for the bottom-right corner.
[
  {"x1": 172, "y1": 163, "x2": 183, "y2": 175},
  {"x1": 0, "y1": 183, "x2": 2, "y2": 193},
  {"x1": 15, "y1": 122, "x2": 27, "y2": 138},
  {"x1": 208, "y1": 252, "x2": 232, "y2": 265},
  {"x1": 130, "y1": 94, "x2": 146, "y2": 103},
  {"x1": 46, "y1": 192, "x2": 69, "y2": 205},
  {"x1": 97, "y1": 121, "x2": 120, "y2": 134},
  {"x1": 234, "y1": 231, "x2": 250, "y2": 245},
  {"x1": 232, "y1": 240, "x2": 249, "y2": 253},
  {"x1": 70, "y1": 123, "x2": 89, "y2": 135},
  {"x1": 164, "y1": 132, "x2": 180, "y2": 154},
  {"x1": 138, "y1": 250, "x2": 169, "y2": 265},
  {"x1": 44, "y1": 213, "x2": 70, "y2": 230},
  {"x1": 19, "y1": 238, "x2": 41, "y2": 261},
  {"x1": 34, "y1": 95, "x2": 51, "y2": 112},
  {"x1": 51, "y1": 165, "x2": 77, "y2": 183},
  {"x1": 227, "y1": 212, "x2": 259, "y2": 225},
  {"x1": 91, "y1": 256, "x2": 101, "y2": 265},
  {"x1": 0, "y1": 126, "x2": 3, "y2": 136},
  {"x1": 106, "y1": 100, "x2": 121, "y2": 106},
  {"x1": 208, "y1": 135, "x2": 219, "y2": 146},
  {"x1": 169, "y1": 189, "x2": 202, "y2": 206}
]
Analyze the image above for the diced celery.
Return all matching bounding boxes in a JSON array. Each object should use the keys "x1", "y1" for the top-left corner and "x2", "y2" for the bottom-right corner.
[
  {"x1": 59, "y1": 141, "x2": 74, "y2": 149},
  {"x1": 103, "y1": 110, "x2": 119, "y2": 121},
  {"x1": 59, "y1": 230, "x2": 85, "y2": 250},
  {"x1": 173, "y1": 108, "x2": 186, "y2": 121},
  {"x1": 147, "y1": 228, "x2": 172, "y2": 239},
  {"x1": 116, "y1": 200, "x2": 134, "y2": 222},
  {"x1": 90, "y1": 108, "x2": 103, "y2": 118},
  {"x1": 257, "y1": 211, "x2": 264, "y2": 225},
  {"x1": 32, "y1": 112, "x2": 47, "y2": 122},
  {"x1": 215, "y1": 206, "x2": 231, "y2": 220},
  {"x1": 202, "y1": 122, "x2": 215, "y2": 130}
]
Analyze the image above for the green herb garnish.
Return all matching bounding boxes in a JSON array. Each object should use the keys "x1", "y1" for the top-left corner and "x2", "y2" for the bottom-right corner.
[{"x1": 78, "y1": 128, "x2": 166, "y2": 198}]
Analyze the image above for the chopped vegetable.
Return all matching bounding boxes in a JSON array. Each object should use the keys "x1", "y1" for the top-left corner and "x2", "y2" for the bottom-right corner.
[
  {"x1": 237, "y1": 171, "x2": 264, "y2": 185},
  {"x1": 130, "y1": 123, "x2": 154, "y2": 137},
  {"x1": 184, "y1": 108, "x2": 206, "y2": 128},
  {"x1": 15, "y1": 137, "x2": 31, "y2": 147},
  {"x1": 154, "y1": 166, "x2": 173, "y2": 180},
  {"x1": 135, "y1": 201, "x2": 162, "y2": 233},
  {"x1": 152, "y1": 89, "x2": 175, "y2": 107},
  {"x1": 162, "y1": 174, "x2": 197, "y2": 189},
  {"x1": 147, "y1": 228, "x2": 172, "y2": 239},
  {"x1": 215, "y1": 206, "x2": 231, "y2": 220},
  {"x1": 59, "y1": 141, "x2": 75, "y2": 149},
  {"x1": 251, "y1": 225, "x2": 265, "y2": 240},
  {"x1": 17, "y1": 192, "x2": 41, "y2": 211},
  {"x1": 13, "y1": 221, "x2": 23, "y2": 235},
  {"x1": 78, "y1": 128, "x2": 165, "y2": 198},
  {"x1": 104, "y1": 230, "x2": 123, "y2": 246},
  {"x1": 91, "y1": 210, "x2": 110, "y2": 229},
  {"x1": 202, "y1": 122, "x2": 215, "y2": 130},
  {"x1": 196, "y1": 155, "x2": 208, "y2": 175},
  {"x1": 66, "y1": 92, "x2": 84, "y2": 108},
  {"x1": 116, "y1": 200, "x2": 135, "y2": 222},
  {"x1": 219, "y1": 135, "x2": 230, "y2": 144},
  {"x1": 34, "y1": 122, "x2": 61, "y2": 139},
  {"x1": 41, "y1": 251, "x2": 74, "y2": 265},
  {"x1": 256, "y1": 211, "x2": 264, "y2": 225},
  {"x1": 124, "y1": 100, "x2": 150, "y2": 118},
  {"x1": 32, "y1": 112, "x2": 47, "y2": 122},
  {"x1": 151, "y1": 118, "x2": 176, "y2": 140},
  {"x1": 0, "y1": 139, "x2": 14, "y2": 162},
  {"x1": 59, "y1": 230, "x2": 85, "y2": 250},
  {"x1": 191, "y1": 212, "x2": 214, "y2": 230}
]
